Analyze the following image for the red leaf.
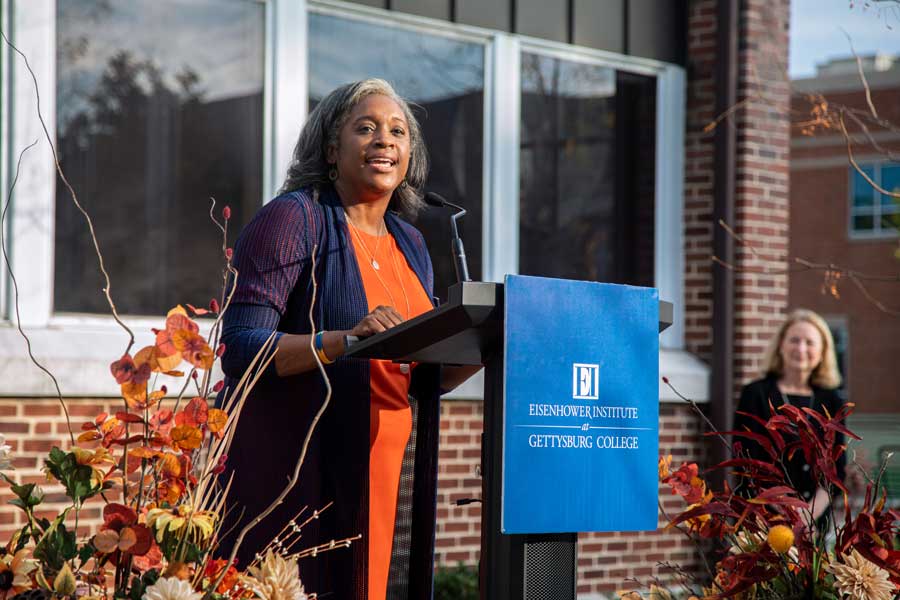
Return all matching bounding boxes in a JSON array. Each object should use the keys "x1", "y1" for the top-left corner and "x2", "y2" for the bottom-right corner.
[
  {"x1": 110, "y1": 354, "x2": 137, "y2": 384},
  {"x1": 115, "y1": 412, "x2": 144, "y2": 424},
  {"x1": 186, "y1": 303, "x2": 210, "y2": 316},
  {"x1": 209, "y1": 298, "x2": 220, "y2": 314},
  {"x1": 103, "y1": 503, "x2": 137, "y2": 531}
]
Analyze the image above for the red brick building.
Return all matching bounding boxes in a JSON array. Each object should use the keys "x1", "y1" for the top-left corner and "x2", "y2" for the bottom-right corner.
[
  {"x1": 0, "y1": 0, "x2": 796, "y2": 596},
  {"x1": 790, "y1": 55, "x2": 900, "y2": 483}
]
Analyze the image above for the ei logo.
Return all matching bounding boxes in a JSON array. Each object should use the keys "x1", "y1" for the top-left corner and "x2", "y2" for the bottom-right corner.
[{"x1": 572, "y1": 363, "x2": 599, "y2": 400}]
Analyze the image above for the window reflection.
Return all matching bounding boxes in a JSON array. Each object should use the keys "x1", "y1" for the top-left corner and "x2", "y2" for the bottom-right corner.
[
  {"x1": 55, "y1": 0, "x2": 264, "y2": 315},
  {"x1": 309, "y1": 13, "x2": 485, "y2": 301},
  {"x1": 519, "y1": 53, "x2": 656, "y2": 286}
]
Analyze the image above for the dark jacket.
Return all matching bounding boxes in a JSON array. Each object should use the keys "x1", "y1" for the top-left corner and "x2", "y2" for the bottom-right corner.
[
  {"x1": 734, "y1": 374, "x2": 846, "y2": 500},
  {"x1": 218, "y1": 187, "x2": 440, "y2": 600}
]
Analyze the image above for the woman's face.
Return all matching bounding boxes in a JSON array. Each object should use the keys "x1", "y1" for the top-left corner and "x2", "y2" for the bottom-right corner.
[
  {"x1": 779, "y1": 320, "x2": 824, "y2": 376},
  {"x1": 328, "y1": 94, "x2": 411, "y2": 203}
]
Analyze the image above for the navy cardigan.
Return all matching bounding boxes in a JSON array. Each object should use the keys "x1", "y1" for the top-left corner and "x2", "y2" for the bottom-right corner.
[{"x1": 218, "y1": 186, "x2": 441, "y2": 600}]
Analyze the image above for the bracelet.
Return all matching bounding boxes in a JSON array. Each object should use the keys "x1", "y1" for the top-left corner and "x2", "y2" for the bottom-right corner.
[{"x1": 314, "y1": 331, "x2": 335, "y2": 365}]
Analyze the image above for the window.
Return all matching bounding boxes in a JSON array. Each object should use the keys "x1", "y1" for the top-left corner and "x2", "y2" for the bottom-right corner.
[
  {"x1": 519, "y1": 54, "x2": 655, "y2": 285},
  {"x1": 308, "y1": 11, "x2": 485, "y2": 301},
  {"x1": 2, "y1": 0, "x2": 686, "y2": 394},
  {"x1": 850, "y1": 163, "x2": 900, "y2": 238},
  {"x1": 54, "y1": 0, "x2": 264, "y2": 315}
]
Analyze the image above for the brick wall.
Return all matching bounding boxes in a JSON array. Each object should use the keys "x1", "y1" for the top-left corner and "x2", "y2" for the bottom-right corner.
[
  {"x1": 433, "y1": 399, "x2": 711, "y2": 595},
  {"x1": 732, "y1": 0, "x2": 792, "y2": 387},
  {"x1": 0, "y1": 399, "x2": 122, "y2": 542},
  {"x1": 684, "y1": 0, "x2": 792, "y2": 383},
  {"x1": 3, "y1": 397, "x2": 708, "y2": 595}
]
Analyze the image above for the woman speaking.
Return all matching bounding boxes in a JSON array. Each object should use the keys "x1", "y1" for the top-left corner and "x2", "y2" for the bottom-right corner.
[{"x1": 220, "y1": 79, "x2": 466, "y2": 600}]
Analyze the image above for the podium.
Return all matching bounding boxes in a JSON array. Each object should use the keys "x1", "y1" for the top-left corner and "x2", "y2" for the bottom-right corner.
[{"x1": 346, "y1": 280, "x2": 672, "y2": 600}]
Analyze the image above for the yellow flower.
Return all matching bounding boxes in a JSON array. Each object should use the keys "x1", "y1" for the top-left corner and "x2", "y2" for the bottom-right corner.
[
  {"x1": 766, "y1": 525, "x2": 794, "y2": 554},
  {"x1": 71, "y1": 446, "x2": 117, "y2": 487},
  {"x1": 826, "y1": 549, "x2": 894, "y2": 600},
  {"x1": 146, "y1": 505, "x2": 217, "y2": 545},
  {"x1": 658, "y1": 454, "x2": 672, "y2": 479}
]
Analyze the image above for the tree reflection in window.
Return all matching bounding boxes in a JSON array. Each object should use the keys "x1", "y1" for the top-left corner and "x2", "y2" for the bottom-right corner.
[
  {"x1": 55, "y1": 0, "x2": 264, "y2": 315},
  {"x1": 519, "y1": 53, "x2": 656, "y2": 286}
]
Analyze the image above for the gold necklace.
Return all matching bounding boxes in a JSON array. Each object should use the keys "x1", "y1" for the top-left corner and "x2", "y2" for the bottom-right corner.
[
  {"x1": 345, "y1": 211, "x2": 411, "y2": 319},
  {"x1": 386, "y1": 236, "x2": 411, "y2": 320},
  {"x1": 344, "y1": 210, "x2": 385, "y2": 270}
]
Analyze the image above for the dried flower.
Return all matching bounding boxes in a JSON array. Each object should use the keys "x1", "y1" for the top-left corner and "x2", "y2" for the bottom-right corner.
[
  {"x1": 241, "y1": 551, "x2": 308, "y2": 600},
  {"x1": 766, "y1": 525, "x2": 794, "y2": 554},
  {"x1": 826, "y1": 549, "x2": 894, "y2": 600},
  {"x1": 147, "y1": 505, "x2": 217, "y2": 545},
  {"x1": 142, "y1": 577, "x2": 203, "y2": 600},
  {"x1": 0, "y1": 433, "x2": 13, "y2": 471},
  {"x1": 0, "y1": 549, "x2": 37, "y2": 600}
]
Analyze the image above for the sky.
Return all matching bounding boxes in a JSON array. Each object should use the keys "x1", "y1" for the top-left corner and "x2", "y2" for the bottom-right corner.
[{"x1": 790, "y1": 0, "x2": 900, "y2": 78}]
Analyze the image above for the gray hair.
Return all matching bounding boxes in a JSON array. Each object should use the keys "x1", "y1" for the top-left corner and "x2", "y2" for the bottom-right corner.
[{"x1": 279, "y1": 78, "x2": 428, "y2": 217}]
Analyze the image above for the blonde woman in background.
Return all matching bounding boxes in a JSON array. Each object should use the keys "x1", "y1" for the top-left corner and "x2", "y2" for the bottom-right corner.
[{"x1": 734, "y1": 309, "x2": 845, "y2": 527}]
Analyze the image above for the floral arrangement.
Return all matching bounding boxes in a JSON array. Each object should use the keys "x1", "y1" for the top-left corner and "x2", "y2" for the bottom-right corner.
[
  {"x1": 0, "y1": 207, "x2": 345, "y2": 600},
  {"x1": 621, "y1": 398, "x2": 900, "y2": 599}
]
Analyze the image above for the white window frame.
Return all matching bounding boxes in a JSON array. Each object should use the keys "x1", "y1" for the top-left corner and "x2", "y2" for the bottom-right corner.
[
  {"x1": 0, "y1": 0, "x2": 302, "y2": 395},
  {"x1": 2, "y1": 0, "x2": 694, "y2": 397},
  {"x1": 849, "y1": 161, "x2": 900, "y2": 240}
]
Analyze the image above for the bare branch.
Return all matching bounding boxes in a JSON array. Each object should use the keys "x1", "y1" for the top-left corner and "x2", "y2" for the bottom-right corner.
[
  {"x1": 1, "y1": 140, "x2": 75, "y2": 444},
  {"x1": 0, "y1": 28, "x2": 135, "y2": 354}
]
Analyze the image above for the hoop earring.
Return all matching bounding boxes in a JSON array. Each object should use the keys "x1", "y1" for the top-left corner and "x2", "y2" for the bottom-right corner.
[
  {"x1": 398, "y1": 179, "x2": 408, "y2": 190},
  {"x1": 328, "y1": 166, "x2": 338, "y2": 181}
]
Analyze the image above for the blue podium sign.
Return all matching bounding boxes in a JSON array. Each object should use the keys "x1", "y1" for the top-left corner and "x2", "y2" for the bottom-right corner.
[{"x1": 502, "y1": 275, "x2": 659, "y2": 534}]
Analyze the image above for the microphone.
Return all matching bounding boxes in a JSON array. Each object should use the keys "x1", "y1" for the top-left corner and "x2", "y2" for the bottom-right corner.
[{"x1": 424, "y1": 192, "x2": 471, "y2": 283}]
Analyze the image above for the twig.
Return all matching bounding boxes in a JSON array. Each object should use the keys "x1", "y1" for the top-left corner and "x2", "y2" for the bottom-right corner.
[
  {"x1": 662, "y1": 376, "x2": 730, "y2": 450},
  {"x1": 0, "y1": 28, "x2": 135, "y2": 354},
  {"x1": 0, "y1": 140, "x2": 75, "y2": 444},
  {"x1": 209, "y1": 243, "x2": 332, "y2": 598},
  {"x1": 713, "y1": 220, "x2": 900, "y2": 316},
  {"x1": 842, "y1": 30, "x2": 879, "y2": 120}
]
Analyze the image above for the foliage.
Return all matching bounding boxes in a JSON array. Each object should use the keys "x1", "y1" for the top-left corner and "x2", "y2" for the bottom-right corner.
[
  {"x1": 433, "y1": 563, "x2": 479, "y2": 600},
  {"x1": 623, "y1": 402, "x2": 900, "y2": 599},
  {"x1": 0, "y1": 206, "x2": 317, "y2": 600}
]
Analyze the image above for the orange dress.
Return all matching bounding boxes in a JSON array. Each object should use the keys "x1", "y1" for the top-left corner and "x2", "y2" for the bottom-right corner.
[{"x1": 347, "y1": 226, "x2": 434, "y2": 600}]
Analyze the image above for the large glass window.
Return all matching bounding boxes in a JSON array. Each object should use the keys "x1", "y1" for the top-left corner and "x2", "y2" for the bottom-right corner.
[
  {"x1": 309, "y1": 13, "x2": 484, "y2": 301},
  {"x1": 54, "y1": 0, "x2": 264, "y2": 315},
  {"x1": 850, "y1": 163, "x2": 900, "y2": 237},
  {"x1": 519, "y1": 53, "x2": 656, "y2": 286}
]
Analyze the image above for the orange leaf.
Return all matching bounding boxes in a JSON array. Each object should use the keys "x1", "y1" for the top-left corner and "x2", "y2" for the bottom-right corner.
[
  {"x1": 166, "y1": 311, "x2": 199, "y2": 335},
  {"x1": 121, "y1": 382, "x2": 148, "y2": 410},
  {"x1": 93, "y1": 530, "x2": 120, "y2": 554},
  {"x1": 172, "y1": 330, "x2": 214, "y2": 370},
  {"x1": 178, "y1": 397, "x2": 208, "y2": 428},
  {"x1": 129, "y1": 447, "x2": 158, "y2": 460},
  {"x1": 158, "y1": 452, "x2": 181, "y2": 477},
  {"x1": 170, "y1": 425, "x2": 202, "y2": 451},
  {"x1": 167, "y1": 305, "x2": 189, "y2": 319},
  {"x1": 207, "y1": 409, "x2": 227, "y2": 435},
  {"x1": 163, "y1": 370, "x2": 184, "y2": 377},
  {"x1": 78, "y1": 431, "x2": 102, "y2": 443},
  {"x1": 148, "y1": 390, "x2": 166, "y2": 406}
]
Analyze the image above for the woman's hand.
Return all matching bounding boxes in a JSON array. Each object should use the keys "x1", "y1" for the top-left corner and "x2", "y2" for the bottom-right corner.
[{"x1": 350, "y1": 305, "x2": 405, "y2": 337}]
